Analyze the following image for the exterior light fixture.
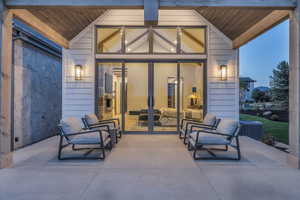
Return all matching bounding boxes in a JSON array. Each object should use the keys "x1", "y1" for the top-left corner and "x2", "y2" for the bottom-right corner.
[
  {"x1": 75, "y1": 64, "x2": 83, "y2": 80},
  {"x1": 220, "y1": 64, "x2": 228, "y2": 81}
]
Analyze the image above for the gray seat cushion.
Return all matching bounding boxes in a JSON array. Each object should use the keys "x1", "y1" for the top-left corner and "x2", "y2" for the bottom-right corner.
[
  {"x1": 85, "y1": 114, "x2": 117, "y2": 130},
  {"x1": 85, "y1": 114, "x2": 99, "y2": 125},
  {"x1": 60, "y1": 117, "x2": 83, "y2": 134},
  {"x1": 216, "y1": 119, "x2": 239, "y2": 136},
  {"x1": 203, "y1": 113, "x2": 217, "y2": 126},
  {"x1": 69, "y1": 131, "x2": 110, "y2": 145},
  {"x1": 189, "y1": 131, "x2": 230, "y2": 146}
]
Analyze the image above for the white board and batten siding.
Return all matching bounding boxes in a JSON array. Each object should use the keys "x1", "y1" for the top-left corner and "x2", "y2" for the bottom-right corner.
[{"x1": 62, "y1": 9, "x2": 239, "y2": 120}]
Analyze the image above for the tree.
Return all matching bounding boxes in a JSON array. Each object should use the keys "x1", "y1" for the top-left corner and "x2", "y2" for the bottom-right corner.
[
  {"x1": 269, "y1": 61, "x2": 289, "y2": 110},
  {"x1": 240, "y1": 80, "x2": 248, "y2": 91},
  {"x1": 252, "y1": 88, "x2": 270, "y2": 103},
  {"x1": 239, "y1": 80, "x2": 248, "y2": 104}
]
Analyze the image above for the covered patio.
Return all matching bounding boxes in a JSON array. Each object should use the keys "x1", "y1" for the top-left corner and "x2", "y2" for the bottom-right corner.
[
  {"x1": 0, "y1": 1, "x2": 299, "y2": 198},
  {"x1": 1, "y1": 0, "x2": 300, "y2": 169},
  {"x1": 0, "y1": 135, "x2": 299, "y2": 200}
]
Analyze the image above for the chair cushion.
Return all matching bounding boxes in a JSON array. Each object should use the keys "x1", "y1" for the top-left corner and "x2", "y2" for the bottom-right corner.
[
  {"x1": 189, "y1": 131, "x2": 230, "y2": 145},
  {"x1": 60, "y1": 117, "x2": 83, "y2": 134},
  {"x1": 216, "y1": 119, "x2": 239, "y2": 136},
  {"x1": 69, "y1": 131, "x2": 110, "y2": 145},
  {"x1": 203, "y1": 113, "x2": 216, "y2": 126},
  {"x1": 85, "y1": 114, "x2": 99, "y2": 125}
]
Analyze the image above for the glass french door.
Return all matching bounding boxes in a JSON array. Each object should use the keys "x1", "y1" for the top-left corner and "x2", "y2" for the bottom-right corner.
[
  {"x1": 96, "y1": 61, "x2": 205, "y2": 134},
  {"x1": 124, "y1": 63, "x2": 149, "y2": 132},
  {"x1": 123, "y1": 62, "x2": 179, "y2": 133}
]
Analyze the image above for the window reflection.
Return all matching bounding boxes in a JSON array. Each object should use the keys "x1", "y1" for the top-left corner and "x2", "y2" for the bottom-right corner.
[
  {"x1": 153, "y1": 28, "x2": 177, "y2": 53},
  {"x1": 125, "y1": 28, "x2": 149, "y2": 53},
  {"x1": 180, "y1": 28, "x2": 206, "y2": 53},
  {"x1": 96, "y1": 28, "x2": 122, "y2": 53}
]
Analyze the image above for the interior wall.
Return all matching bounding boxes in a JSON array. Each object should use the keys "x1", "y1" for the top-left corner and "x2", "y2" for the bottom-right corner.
[
  {"x1": 62, "y1": 9, "x2": 239, "y2": 120},
  {"x1": 126, "y1": 63, "x2": 148, "y2": 112},
  {"x1": 153, "y1": 63, "x2": 177, "y2": 110}
]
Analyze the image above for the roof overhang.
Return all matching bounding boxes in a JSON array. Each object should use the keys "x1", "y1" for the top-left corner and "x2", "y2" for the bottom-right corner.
[
  {"x1": 5, "y1": 0, "x2": 295, "y2": 48},
  {"x1": 5, "y1": 0, "x2": 296, "y2": 9}
]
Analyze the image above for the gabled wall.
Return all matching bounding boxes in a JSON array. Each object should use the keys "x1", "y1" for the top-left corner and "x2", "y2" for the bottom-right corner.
[{"x1": 62, "y1": 9, "x2": 239, "y2": 120}]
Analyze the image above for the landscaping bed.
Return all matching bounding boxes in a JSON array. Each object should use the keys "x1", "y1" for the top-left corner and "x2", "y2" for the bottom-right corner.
[
  {"x1": 240, "y1": 109, "x2": 288, "y2": 122},
  {"x1": 240, "y1": 114, "x2": 289, "y2": 145}
]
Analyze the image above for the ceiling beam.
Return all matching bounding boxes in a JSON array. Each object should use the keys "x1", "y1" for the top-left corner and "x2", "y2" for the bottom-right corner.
[
  {"x1": 160, "y1": 0, "x2": 296, "y2": 9},
  {"x1": 144, "y1": 0, "x2": 159, "y2": 26},
  {"x1": 233, "y1": 10, "x2": 289, "y2": 48},
  {"x1": 5, "y1": 0, "x2": 296, "y2": 9},
  {"x1": 5, "y1": 0, "x2": 144, "y2": 8},
  {"x1": 11, "y1": 9, "x2": 69, "y2": 48}
]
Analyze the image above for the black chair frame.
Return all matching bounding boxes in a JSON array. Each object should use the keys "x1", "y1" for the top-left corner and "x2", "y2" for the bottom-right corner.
[
  {"x1": 58, "y1": 124, "x2": 112, "y2": 160},
  {"x1": 181, "y1": 119, "x2": 221, "y2": 145},
  {"x1": 82, "y1": 117, "x2": 122, "y2": 143},
  {"x1": 179, "y1": 118, "x2": 202, "y2": 139},
  {"x1": 187, "y1": 128, "x2": 241, "y2": 160}
]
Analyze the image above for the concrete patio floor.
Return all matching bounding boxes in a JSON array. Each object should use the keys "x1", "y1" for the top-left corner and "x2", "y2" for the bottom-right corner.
[{"x1": 1, "y1": 135, "x2": 300, "y2": 200}]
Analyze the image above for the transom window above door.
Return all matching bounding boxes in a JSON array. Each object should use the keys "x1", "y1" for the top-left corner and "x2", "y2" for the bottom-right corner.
[{"x1": 95, "y1": 26, "x2": 207, "y2": 54}]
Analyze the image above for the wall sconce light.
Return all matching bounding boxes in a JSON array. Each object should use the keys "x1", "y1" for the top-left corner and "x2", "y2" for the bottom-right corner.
[
  {"x1": 75, "y1": 64, "x2": 83, "y2": 80},
  {"x1": 220, "y1": 64, "x2": 228, "y2": 81}
]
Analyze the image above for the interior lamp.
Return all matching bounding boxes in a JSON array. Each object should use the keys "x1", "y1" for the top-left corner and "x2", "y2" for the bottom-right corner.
[
  {"x1": 189, "y1": 87, "x2": 198, "y2": 106},
  {"x1": 220, "y1": 64, "x2": 228, "y2": 81},
  {"x1": 75, "y1": 64, "x2": 83, "y2": 80}
]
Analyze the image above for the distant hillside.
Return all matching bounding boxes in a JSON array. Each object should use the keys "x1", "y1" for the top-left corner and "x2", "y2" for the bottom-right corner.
[{"x1": 255, "y1": 86, "x2": 270, "y2": 92}]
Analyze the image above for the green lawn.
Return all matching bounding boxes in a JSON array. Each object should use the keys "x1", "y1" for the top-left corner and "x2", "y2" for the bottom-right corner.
[{"x1": 240, "y1": 114, "x2": 289, "y2": 144}]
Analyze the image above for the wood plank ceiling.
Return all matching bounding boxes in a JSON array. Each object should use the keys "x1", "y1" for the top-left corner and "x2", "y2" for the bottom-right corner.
[
  {"x1": 195, "y1": 8, "x2": 274, "y2": 40},
  {"x1": 27, "y1": 8, "x2": 106, "y2": 40},
  {"x1": 27, "y1": 7, "x2": 275, "y2": 42}
]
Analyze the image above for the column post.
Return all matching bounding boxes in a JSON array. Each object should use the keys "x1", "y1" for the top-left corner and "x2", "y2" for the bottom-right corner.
[
  {"x1": 0, "y1": 2, "x2": 13, "y2": 168},
  {"x1": 288, "y1": 1, "x2": 300, "y2": 168}
]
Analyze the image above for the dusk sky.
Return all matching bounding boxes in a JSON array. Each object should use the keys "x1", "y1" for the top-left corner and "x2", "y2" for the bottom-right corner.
[{"x1": 240, "y1": 20, "x2": 289, "y2": 87}]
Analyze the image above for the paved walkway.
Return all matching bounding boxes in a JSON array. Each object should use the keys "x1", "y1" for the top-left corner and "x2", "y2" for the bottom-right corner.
[{"x1": 1, "y1": 135, "x2": 300, "y2": 200}]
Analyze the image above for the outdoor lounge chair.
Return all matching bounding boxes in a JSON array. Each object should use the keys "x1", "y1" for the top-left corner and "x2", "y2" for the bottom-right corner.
[
  {"x1": 58, "y1": 117, "x2": 112, "y2": 160},
  {"x1": 82, "y1": 114, "x2": 122, "y2": 143},
  {"x1": 187, "y1": 118, "x2": 241, "y2": 160},
  {"x1": 180, "y1": 113, "x2": 219, "y2": 145}
]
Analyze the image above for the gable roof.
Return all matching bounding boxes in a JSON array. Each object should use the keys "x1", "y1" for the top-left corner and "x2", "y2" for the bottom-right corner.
[
  {"x1": 27, "y1": 8, "x2": 106, "y2": 40},
  {"x1": 195, "y1": 8, "x2": 274, "y2": 40},
  {"x1": 24, "y1": 7, "x2": 286, "y2": 45}
]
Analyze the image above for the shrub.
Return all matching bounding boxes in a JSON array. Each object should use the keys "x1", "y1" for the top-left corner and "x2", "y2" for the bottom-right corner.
[
  {"x1": 270, "y1": 114, "x2": 280, "y2": 121},
  {"x1": 262, "y1": 134, "x2": 276, "y2": 146}
]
